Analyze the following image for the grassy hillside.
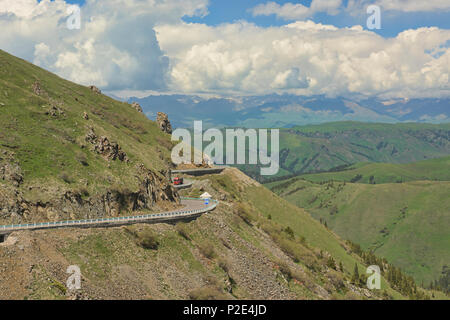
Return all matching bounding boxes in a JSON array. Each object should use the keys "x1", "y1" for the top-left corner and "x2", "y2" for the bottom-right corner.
[
  {"x1": 267, "y1": 165, "x2": 450, "y2": 285},
  {"x1": 241, "y1": 121, "x2": 450, "y2": 182},
  {"x1": 297, "y1": 156, "x2": 450, "y2": 184},
  {"x1": 0, "y1": 48, "x2": 174, "y2": 189},
  {"x1": 0, "y1": 49, "x2": 179, "y2": 225},
  {"x1": 4, "y1": 168, "x2": 439, "y2": 300}
]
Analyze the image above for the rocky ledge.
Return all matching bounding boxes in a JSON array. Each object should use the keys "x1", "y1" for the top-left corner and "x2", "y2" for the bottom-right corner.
[{"x1": 156, "y1": 112, "x2": 172, "y2": 134}]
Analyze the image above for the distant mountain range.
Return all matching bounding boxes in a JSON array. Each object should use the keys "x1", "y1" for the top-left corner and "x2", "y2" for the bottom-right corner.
[{"x1": 124, "y1": 94, "x2": 450, "y2": 129}]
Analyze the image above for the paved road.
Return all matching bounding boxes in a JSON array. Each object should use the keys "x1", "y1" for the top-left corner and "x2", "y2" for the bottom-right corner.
[
  {"x1": 171, "y1": 167, "x2": 226, "y2": 176},
  {"x1": 0, "y1": 197, "x2": 217, "y2": 235},
  {"x1": 171, "y1": 178, "x2": 193, "y2": 190}
]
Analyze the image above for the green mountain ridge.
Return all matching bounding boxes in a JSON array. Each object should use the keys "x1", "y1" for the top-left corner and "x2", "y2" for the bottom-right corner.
[
  {"x1": 239, "y1": 121, "x2": 450, "y2": 183},
  {"x1": 297, "y1": 156, "x2": 450, "y2": 184},
  {"x1": 266, "y1": 157, "x2": 450, "y2": 286}
]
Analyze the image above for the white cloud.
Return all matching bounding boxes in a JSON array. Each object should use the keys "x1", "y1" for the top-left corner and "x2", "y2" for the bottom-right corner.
[
  {"x1": 0, "y1": 0, "x2": 42, "y2": 17},
  {"x1": 0, "y1": 0, "x2": 208, "y2": 90},
  {"x1": 369, "y1": 0, "x2": 450, "y2": 12},
  {"x1": 0, "y1": 0, "x2": 449, "y2": 99},
  {"x1": 157, "y1": 21, "x2": 450, "y2": 98},
  {"x1": 346, "y1": 0, "x2": 450, "y2": 15},
  {"x1": 252, "y1": 0, "x2": 450, "y2": 21},
  {"x1": 251, "y1": 0, "x2": 343, "y2": 20},
  {"x1": 272, "y1": 68, "x2": 309, "y2": 89}
]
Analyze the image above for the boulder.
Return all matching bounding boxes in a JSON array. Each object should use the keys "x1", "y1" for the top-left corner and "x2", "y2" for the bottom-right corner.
[
  {"x1": 156, "y1": 112, "x2": 172, "y2": 134},
  {"x1": 85, "y1": 127, "x2": 127, "y2": 162},
  {"x1": 0, "y1": 163, "x2": 23, "y2": 187},
  {"x1": 89, "y1": 85, "x2": 101, "y2": 94},
  {"x1": 131, "y1": 102, "x2": 143, "y2": 113},
  {"x1": 32, "y1": 81, "x2": 43, "y2": 96},
  {"x1": 45, "y1": 105, "x2": 65, "y2": 117}
]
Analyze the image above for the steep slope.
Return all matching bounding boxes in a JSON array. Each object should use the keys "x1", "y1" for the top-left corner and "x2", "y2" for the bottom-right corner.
[
  {"x1": 267, "y1": 160, "x2": 450, "y2": 285},
  {"x1": 2, "y1": 168, "x2": 439, "y2": 300},
  {"x1": 0, "y1": 49, "x2": 178, "y2": 226}
]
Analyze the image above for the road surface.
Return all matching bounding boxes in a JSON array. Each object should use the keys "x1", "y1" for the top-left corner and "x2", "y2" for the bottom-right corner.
[
  {"x1": 171, "y1": 178, "x2": 193, "y2": 190},
  {"x1": 171, "y1": 167, "x2": 226, "y2": 176},
  {"x1": 0, "y1": 197, "x2": 217, "y2": 235}
]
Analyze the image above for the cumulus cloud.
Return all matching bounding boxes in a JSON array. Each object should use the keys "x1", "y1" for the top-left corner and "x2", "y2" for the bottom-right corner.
[
  {"x1": 252, "y1": 0, "x2": 450, "y2": 21},
  {"x1": 0, "y1": 0, "x2": 449, "y2": 99},
  {"x1": 272, "y1": 68, "x2": 310, "y2": 89},
  {"x1": 251, "y1": 0, "x2": 342, "y2": 20},
  {"x1": 0, "y1": 0, "x2": 208, "y2": 90},
  {"x1": 156, "y1": 21, "x2": 450, "y2": 98}
]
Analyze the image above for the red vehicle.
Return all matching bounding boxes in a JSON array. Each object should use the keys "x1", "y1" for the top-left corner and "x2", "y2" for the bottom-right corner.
[{"x1": 173, "y1": 177, "x2": 184, "y2": 185}]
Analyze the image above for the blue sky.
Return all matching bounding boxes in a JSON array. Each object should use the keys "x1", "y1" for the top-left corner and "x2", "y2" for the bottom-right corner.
[
  {"x1": 185, "y1": 0, "x2": 450, "y2": 37},
  {"x1": 62, "y1": 0, "x2": 450, "y2": 37}
]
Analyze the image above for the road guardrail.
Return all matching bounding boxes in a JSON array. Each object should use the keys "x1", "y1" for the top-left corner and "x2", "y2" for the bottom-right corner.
[{"x1": 0, "y1": 197, "x2": 218, "y2": 233}]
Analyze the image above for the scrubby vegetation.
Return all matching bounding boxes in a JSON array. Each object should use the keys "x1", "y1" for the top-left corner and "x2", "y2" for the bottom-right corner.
[{"x1": 125, "y1": 227, "x2": 160, "y2": 250}]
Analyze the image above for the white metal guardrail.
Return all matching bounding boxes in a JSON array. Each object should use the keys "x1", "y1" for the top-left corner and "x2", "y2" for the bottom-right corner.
[{"x1": 0, "y1": 197, "x2": 218, "y2": 232}]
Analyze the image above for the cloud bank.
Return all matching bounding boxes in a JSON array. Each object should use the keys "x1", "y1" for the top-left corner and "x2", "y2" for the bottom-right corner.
[
  {"x1": 252, "y1": 1, "x2": 450, "y2": 20},
  {"x1": 0, "y1": 0, "x2": 208, "y2": 90},
  {"x1": 157, "y1": 21, "x2": 450, "y2": 98},
  {"x1": 0, "y1": 0, "x2": 449, "y2": 99},
  {"x1": 251, "y1": 0, "x2": 342, "y2": 20}
]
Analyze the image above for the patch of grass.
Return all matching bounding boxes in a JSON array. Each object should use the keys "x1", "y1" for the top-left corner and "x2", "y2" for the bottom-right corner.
[
  {"x1": 126, "y1": 228, "x2": 160, "y2": 250},
  {"x1": 176, "y1": 222, "x2": 191, "y2": 241},
  {"x1": 189, "y1": 286, "x2": 228, "y2": 300},
  {"x1": 198, "y1": 241, "x2": 216, "y2": 259},
  {"x1": 59, "y1": 172, "x2": 73, "y2": 184},
  {"x1": 234, "y1": 203, "x2": 253, "y2": 225}
]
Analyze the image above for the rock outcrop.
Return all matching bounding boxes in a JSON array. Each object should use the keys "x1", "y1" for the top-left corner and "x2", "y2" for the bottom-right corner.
[
  {"x1": 0, "y1": 151, "x2": 23, "y2": 187},
  {"x1": 0, "y1": 165, "x2": 179, "y2": 224},
  {"x1": 32, "y1": 81, "x2": 43, "y2": 96},
  {"x1": 135, "y1": 164, "x2": 180, "y2": 208},
  {"x1": 131, "y1": 102, "x2": 143, "y2": 113},
  {"x1": 89, "y1": 85, "x2": 101, "y2": 94},
  {"x1": 85, "y1": 127, "x2": 127, "y2": 162},
  {"x1": 0, "y1": 163, "x2": 23, "y2": 187},
  {"x1": 156, "y1": 112, "x2": 172, "y2": 134},
  {"x1": 45, "y1": 105, "x2": 65, "y2": 117}
]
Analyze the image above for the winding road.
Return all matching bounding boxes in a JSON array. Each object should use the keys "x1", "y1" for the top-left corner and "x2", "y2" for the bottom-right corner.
[
  {"x1": 171, "y1": 166, "x2": 226, "y2": 176},
  {"x1": 0, "y1": 167, "x2": 225, "y2": 237},
  {"x1": 0, "y1": 197, "x2": 218, "y2": 235}
]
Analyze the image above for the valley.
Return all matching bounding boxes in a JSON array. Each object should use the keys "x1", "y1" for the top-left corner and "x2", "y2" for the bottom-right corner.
[{"x1": 266, "y1": 157, "x2": 450, "y2": 287}]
